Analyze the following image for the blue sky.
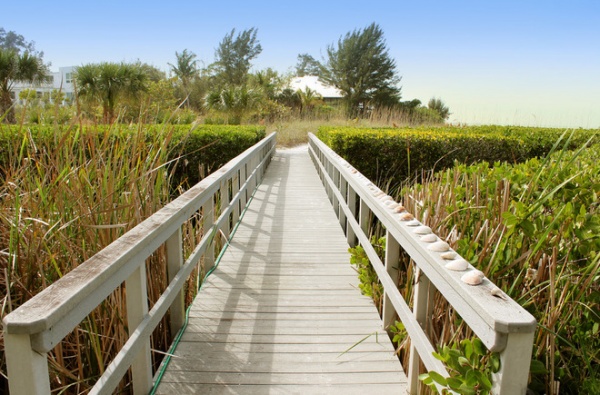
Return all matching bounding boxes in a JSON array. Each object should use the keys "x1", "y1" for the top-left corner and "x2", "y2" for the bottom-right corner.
[{"x1": 3, "y1": 0, "x2": 599, "y2": 127}]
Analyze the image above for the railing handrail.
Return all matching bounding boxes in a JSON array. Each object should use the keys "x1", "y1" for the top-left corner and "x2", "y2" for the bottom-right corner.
[
  {"x1": 308, "y1": 133, "x2": 536, "y2": 395},
  {"x1": 3, "y1": 132, "x2": 276, "y2": 395}
]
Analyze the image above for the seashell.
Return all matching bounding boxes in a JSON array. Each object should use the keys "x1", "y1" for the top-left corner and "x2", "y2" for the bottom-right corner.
[
  {"x1": 414, "y1": 226, "x2": 432, "y2": 235},
  {"x1": 394, "y1": 205, "x2": 406, "y2": 213},
  {"x1": 461, "y1": 270, "x2": 484, "y2": 286},
  {"x1": 445, "y1": 259, "x2": 469, "y2": 271},
  {"x1": 420, "y1": 234, "x2": 437, "y2": 243},
  {"x1": 440, "y1": 251, "x2": 457, "y2": 260},
  {"x1": 386, "y1": 202, "x2": 399, "y2": 209},
  {"x1": 405, "y1": 219, "x2": 420, "y2": 227},
  {"x1": 398, "y1": 212, "x2": 414, "y2": 221},
  {"x1": 380, "y1": 195, "x2": 393, "y2": 202},
  {"x1": 351, "y1": 169, "x2": 357, "y2": 174},
  {"x1": 373, "y1": 190, "x2": 384, "y2": 197},
  {"x1": 428, "y1": 241, "x2": 450, "y2": 252},
  {"x1": 490, "y1": 286, "x2": 506, "y2": 299}
]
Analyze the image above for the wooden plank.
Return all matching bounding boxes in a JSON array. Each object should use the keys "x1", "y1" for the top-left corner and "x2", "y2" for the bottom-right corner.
[
  {"x1": 165, "y1": 350, "x2": 400, "y2": 365},
  {"x1": 154, "y1": 148, "x2": 406, "y2": 393},
  {"x1": 159, "y1": 371, "x2": 406, "y2": 385},
  {"x1": 155, "y1": 383, "x2": 405, "y2": 395}
]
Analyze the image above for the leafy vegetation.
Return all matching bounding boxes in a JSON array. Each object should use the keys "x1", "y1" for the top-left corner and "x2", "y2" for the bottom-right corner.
[
  {"x1": 343, "y1": 130, "x2": 598, "y2": 393},
  {"x1": 419, "y1": 339, "x2": 500, "y2": 394}
]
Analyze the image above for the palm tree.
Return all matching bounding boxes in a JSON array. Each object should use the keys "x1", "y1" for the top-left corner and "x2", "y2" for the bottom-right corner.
[
  {"x1": 206, "y1": 86, "x2": 260, "y2": 124},
  {"x1": 296, "y1": 87, "x2": 323, "y2": 116},
  {"x1": 75, "y1": 62, "x2": 148, "y2": 123},
  {"x1": 168, "y1": 49, "x2": 199, "y2": 107},
  {"x1": 0, "y1": 48, "x2": 49, "y2": 123}
]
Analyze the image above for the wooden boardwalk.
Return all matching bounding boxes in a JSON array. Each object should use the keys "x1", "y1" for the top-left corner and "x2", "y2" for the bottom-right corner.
[{"x1": 154, "y1": 147, "x2": 407, "y2": 394}]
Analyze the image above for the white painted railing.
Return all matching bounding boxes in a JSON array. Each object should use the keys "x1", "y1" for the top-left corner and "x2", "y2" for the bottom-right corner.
[
  {"x1": 308, "y1": 133, "x2": 537, "y2": 395},
  {"x1": 3, "y1": 133, "x2": 276, "y2": 395}
]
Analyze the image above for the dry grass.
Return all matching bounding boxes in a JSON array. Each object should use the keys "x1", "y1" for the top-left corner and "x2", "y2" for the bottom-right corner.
[{"x1": 268, "y1": 107, "x2": 445, "y2": 147}]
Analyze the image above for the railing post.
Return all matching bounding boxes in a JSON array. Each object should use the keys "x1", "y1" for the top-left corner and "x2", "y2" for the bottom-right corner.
[
  {"x1": 339, "y1": 178, "x2": 348, "y2": 232},
  {"x1": 232, "y1": 170, "x2": 240, "y2": 224},
  {"x1": 359, "y1": 197, "x2": 371, "y2": 239},
  {"x1": 4, "y1": 333, "x2": 50, "y2": 394},
  {"x1": 125, "y1": 264, "x2": 152, "y2": 394},
  {"x1": 166, "y1": 228, "x2": 185, "y2": 336},
  {"x1": 203, "y1": 199, "x2": 215, "y2": 272},
  {"x1": 331, "y1": 167, "x2": 340, "y2": 219},
  {"x1": 491, "y1": 331, "x2": 535, "y2": 394},
  {"x1": 240, "y1": 163, "x2": 248, "y2": 208},
  {"x1": 382, "y1": 231, "x2": 400, "y2": 329},
  {"x1": 347, "y1": 187, "x2": 358, "y2": 247},
  {"x1": 408, "y1": 270, "x2": 435, "y2": 394},
  {"x1": 220, "y1": 180, "x2": 230, "y2": 239}
]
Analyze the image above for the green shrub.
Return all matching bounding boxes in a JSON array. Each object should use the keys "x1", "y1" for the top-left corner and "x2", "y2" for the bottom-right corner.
[
  {"x1": 0, "y1": 123, "x2": 267, "y2": 189},
  {"x1": 316, "y1": 125, "x2": 598, "y2": 189}
]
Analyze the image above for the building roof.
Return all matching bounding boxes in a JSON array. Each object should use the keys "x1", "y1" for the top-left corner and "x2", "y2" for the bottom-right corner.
[{"x1": 289, "y1": 75, "x2": 343, "y2": 99}]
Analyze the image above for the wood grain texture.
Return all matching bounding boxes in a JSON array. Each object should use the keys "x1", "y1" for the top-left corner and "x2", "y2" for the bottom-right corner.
[{"x1": 153, "y1": 148, "x2": 407, "y2": 394}]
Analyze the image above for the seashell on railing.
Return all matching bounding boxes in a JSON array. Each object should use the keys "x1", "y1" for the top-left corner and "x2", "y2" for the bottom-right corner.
[
  {"x1": 461, "y1": 270, "x2": 485, "y2": 285},
  {"x1": 445, "y1": 259, "x2": 469, "y2": 271}
]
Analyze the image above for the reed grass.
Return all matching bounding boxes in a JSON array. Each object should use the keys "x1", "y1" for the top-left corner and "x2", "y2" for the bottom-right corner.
[{"x1": 0, "y1": 123, "x2": 207, "y2": 393}]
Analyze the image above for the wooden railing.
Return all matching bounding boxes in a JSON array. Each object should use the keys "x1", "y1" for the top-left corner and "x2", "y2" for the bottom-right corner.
[
  {"x1": 308, "y1": 133, "x2": 537, "y2": 395},
  {"x1": 2, "y1": 133, "x2": 276, "y2": 395}
]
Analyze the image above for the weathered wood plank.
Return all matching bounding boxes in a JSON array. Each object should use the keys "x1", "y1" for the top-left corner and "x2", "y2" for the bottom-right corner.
[
  {"x1": 159, "y1": 371, "x2": 406, "y2": 385},
  {"x1": 155, "y1": 383, "x2": 405, "y2": 395}
]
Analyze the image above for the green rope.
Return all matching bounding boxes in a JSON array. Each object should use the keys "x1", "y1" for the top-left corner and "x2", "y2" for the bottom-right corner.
[{"x1": 149, "y1": 186, "x2": 258, "y2": 394}]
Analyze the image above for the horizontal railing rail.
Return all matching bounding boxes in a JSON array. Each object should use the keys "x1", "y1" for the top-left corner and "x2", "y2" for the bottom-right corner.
[
  {"x1": 3, "y1": 132, "x2": 276, "y2": 395},
  {"x1": 308, "y1": 133, "x2": 536, "y2": 395}
]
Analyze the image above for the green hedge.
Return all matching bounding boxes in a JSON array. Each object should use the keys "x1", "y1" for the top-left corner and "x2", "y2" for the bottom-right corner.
[
  {"x1": 316, "y1": 125, "x2": 598, "y2": 188},
  {"x1": 0, "y1": 124, "x2": 267, "y2": 187}
]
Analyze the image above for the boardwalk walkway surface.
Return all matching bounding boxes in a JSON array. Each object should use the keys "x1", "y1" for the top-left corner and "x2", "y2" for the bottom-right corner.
[{"x1": 154, "y1": 147, "x2": 407, "y2": 394}]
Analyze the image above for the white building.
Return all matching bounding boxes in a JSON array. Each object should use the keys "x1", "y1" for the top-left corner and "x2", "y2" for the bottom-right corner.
[
  {"x1": 11, "y1": 66, "x2": 76, "y2": 104},
  {"x1": 288, "y1": 75, "x2": 343, "y2": 101}
]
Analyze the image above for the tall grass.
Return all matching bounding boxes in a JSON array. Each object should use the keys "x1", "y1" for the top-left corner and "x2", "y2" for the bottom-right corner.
[
  {"x1": 269, "y1": 106, "x2": 446, "y2": 147},
  {"x1": 389, "y1": 137, "x2": 599, "y2": 394},
  {"x1": 0, "y1": 124, "x2": 205, "y2": 393}
]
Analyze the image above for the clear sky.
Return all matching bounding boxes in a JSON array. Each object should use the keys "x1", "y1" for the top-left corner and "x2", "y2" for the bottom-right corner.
[{"x1": 3, "y1": 0, "x2": 599, "y2": 128}]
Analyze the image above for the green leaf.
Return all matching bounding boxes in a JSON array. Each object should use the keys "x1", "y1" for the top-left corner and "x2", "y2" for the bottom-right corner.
[
  {"x1": 461, "y1": 339, "x2": 473, "y2": 360},
  {"x1": 428, "y1": 371, "x2": 448, "y2": 386},
  {"x1": 458, "y1": 356, "x2": 471, "y2": 367},
  {"x1": 529, "y1": 359, "x2": 548, "y2": 374},
  {"x1": 446, "y1": 377, "x2": 463, "y2": 390},
  {"x1": 472, "y1": 338, "x2": 486, "y2": 356},
  {"x1": 479, "y1": 372, "x2": 493, "y2": 390},
  {"x1": 458, "y1": 383, "x2": 477, "y2": 395},
  {"x1": 490, "y1": 353, "x2": 501, "y2": 373},
  {"x1": 519, "y1": 219, "x2": 535, "y2": 237},
  {"x1": 418, "y1": 373, "x2": 433, "y2": 386}
]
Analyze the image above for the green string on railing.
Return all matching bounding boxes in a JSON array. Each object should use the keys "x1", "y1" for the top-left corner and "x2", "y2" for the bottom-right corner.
[{"x1": 149, "y1": 184, "x2": 259, "y2": 394}]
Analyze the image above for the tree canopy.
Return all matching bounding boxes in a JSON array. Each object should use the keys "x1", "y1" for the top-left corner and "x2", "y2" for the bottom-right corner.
[
  {"x1": 0, "y1": 27, "x2": 39, "y2": 55},
  {"x1": 169, "y1": 49, "x2": 199, "y2": 106},
  {"x1": 295, "y1": 53, "x2": 320, "y2": 77},
  {"x1": 428, "y1": 97, "x2": 451, "y2": 120},
  {"x1": 0, "y1": 48, "x2": 50, "y2": 123},
  {"x1": 75, "y1": 62, "x2": 148, "y2": 123},
  {"x1": 320, "y1": 23, "x2": 401, "y2": 116},
  {"x1": 213, "y1": 28, "x2": 262, "y2": 87}
]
